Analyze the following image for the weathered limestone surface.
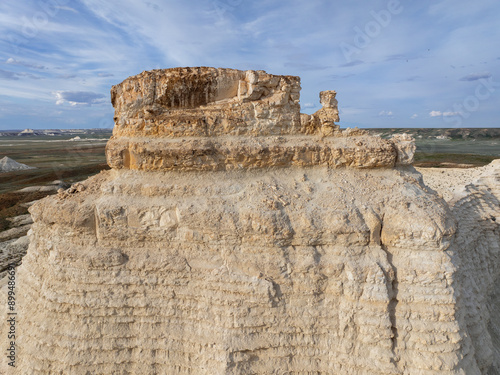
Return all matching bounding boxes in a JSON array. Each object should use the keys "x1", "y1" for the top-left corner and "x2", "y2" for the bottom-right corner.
[
  {"x1": 443, "y1": 161, "x2": 500, "y2": 374},
  {"x1": 110, "y1": 67, "x2": 303, "y2": 138},
  {"x1": 105, "y1": 67, "x2": 412, "y2": 171},
  {"x1": 2, "y1": 68, "x2": 499, "y2": 374}
]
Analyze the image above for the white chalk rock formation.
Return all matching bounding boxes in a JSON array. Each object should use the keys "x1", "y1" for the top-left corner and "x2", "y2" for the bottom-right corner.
[
  {"x1": 0, "y1": 156, "x2": 36, "y2": 173},
  {"x1": 4, "y1": 67, "x2": 498, "y2": 374},
  {"x1": 445, "y1": 161, "x2": 500, "y2": 374}
]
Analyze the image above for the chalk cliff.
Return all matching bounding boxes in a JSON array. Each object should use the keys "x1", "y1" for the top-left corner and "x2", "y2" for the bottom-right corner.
[
  {"x1": 3, "y1": 67, "x2": 499, "y2": 374},
  {"x1": 432, "y1": 161, "x2": 500, "y2": 374}
]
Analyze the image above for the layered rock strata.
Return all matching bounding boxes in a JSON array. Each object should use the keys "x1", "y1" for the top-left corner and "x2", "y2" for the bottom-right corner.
[
  {"x1": 5, "y1": 68, "x2": 499, "y2": 374},
  {"x1": 105, "y1": 67, "x2": 413, "y2": 171},
  {"x1": 444, "y1": 161, "x2": 500, "y2": 374}
]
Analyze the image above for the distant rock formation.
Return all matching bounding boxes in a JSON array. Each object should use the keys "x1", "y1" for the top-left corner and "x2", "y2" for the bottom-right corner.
[
  {"x1": 2, "y1": 67, "x2": 498, "y2": 374},
  {"x1": 0, "y1": 156, "x2": 36, "y2": 173},
  {"x1": 17, "y1": 128, "x2": 34, "y2": 136}
]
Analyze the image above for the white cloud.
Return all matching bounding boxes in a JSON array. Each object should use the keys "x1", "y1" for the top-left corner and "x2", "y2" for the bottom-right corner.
[
  {"x1": 339, "y1": 60, "x2": 365, "y2": 68},
  {"x1": 411, "y1": 114, "x2": 418, "y2": 119},
  {"x1": 79, "y1": 0, "x2": 236, "y2": 66},
  {"x1": 430, "y1": 110, "x2": 461, "y2": 117},
  {"x1": 54, "y1": 91, "x2": 106, "y2": 106},
  {"x1": 6, "y1": 58, "x2": 45, "y2": 70},
  {"x1": 378, "y1": 111, "x2": 393, "y2": 117},
  {"x1": 302, "y1": 103, "x2": 316, "y2": 108}
]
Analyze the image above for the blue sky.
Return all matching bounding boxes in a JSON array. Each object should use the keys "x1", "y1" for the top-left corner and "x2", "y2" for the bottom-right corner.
[{"x1": 0, "y1": 0, "x2": 499, "y2": 129}]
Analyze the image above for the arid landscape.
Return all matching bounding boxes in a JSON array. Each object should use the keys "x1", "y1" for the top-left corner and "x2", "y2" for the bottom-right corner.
[
  {"x1": 2, "y1": 0, "x2": 499, "y2": 372},
  {"x1": 0, "y1": 130, "x2": 110, "y2": 237},
  {"x1": 0, "y1": 67, "x2": 498, "y2": 374}
]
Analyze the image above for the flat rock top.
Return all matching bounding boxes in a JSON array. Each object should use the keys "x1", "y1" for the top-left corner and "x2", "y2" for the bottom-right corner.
[
  {"x1": 417, "y1": 159, "x2": 500, "y2": 201},
  {"x1": 111, "y1": 67, "x2": 300, "y2": 112}
]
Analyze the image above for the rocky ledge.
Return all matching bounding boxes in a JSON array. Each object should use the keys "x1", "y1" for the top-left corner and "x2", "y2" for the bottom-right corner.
[
  {"x1": 0, "y1": 68, "x2": 498, "y2": 375},
  {"x1": 106, "y1": 67, "x2": 414, "y2": 171}
]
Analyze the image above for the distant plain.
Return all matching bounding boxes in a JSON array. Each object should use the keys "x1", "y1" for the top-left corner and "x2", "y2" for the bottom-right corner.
[
  {"x1": 369, "y1": 128, "x2": 500, "y2": 167},
  {"x1": 0, "y1": 132, "x2": 110, "y2": 194}
]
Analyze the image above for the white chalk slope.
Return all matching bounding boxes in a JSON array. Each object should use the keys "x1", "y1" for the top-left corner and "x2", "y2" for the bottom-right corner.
[{"x1": 0, "y1": 156, "x2": 36, "y2": 172}]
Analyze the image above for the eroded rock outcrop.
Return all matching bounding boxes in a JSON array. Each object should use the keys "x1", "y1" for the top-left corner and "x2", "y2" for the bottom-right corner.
[
  {"x1": 3, "y1": 67, "x2": 499, "y2": 374},
  {"x1": 425, "y1": 161, "x2": 500, "y2": 374},
  {"x1": 105, "y1": 67, "x2": 411, "y2": 171}
]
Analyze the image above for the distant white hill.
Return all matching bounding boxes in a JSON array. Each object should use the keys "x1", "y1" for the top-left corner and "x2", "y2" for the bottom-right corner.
[
  {"x1": 0, "y1": 156, "x2": 36, "y2": 172},
  {"x1": 18, "y1": 128, "x2": 35, "y2": 136},
  {"x1": 0, "y1": 128, "x2": 112, "y2": 137}
]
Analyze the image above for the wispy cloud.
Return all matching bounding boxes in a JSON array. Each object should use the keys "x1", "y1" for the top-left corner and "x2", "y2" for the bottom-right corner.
[
  {"x1": 17, "y1": 72, "x2": 42, "y2": 80},
  {"x1": 405, "y1": 75, "x2": 422, "y2": 82},
  {"x1": 1, "y1": 0, "x2": 500, "y2": 129},
  {"x1": 0, "y1": 66, "x2": 42, "y2": 80},
  {"x1": 57, "y1": 6, "x2": 79, "y2": 14},
  {"x1": 411, "y1": 114, "x2": 418, "y2": 119},
  {"x1": 385, "y1": 54, "x2": 408, "y2": 62},
  {"x1": 54, "y1": 91, "x2": 106, "y2": 106},
  {"x1": 339, "y1": 60, "x2": 364, "y2": 68},
  {"x1": 0, "y1": 69, "x2": 20, "y2": 80},
  {"x1": 284, "y1": 62, "x2": 331, "y2": 71},
  {"x1": 329, "y1": 73, "x2": 355, "y2": 80},
  {"x1": 459, "y1": 72, "x2": 492, "y2": 81},
  {"x1": 6, "y1": 58, "x2": 45, "y2": 70},
  {"x1": 57, "y1": 74, "x2": 77, "y2": 79}
]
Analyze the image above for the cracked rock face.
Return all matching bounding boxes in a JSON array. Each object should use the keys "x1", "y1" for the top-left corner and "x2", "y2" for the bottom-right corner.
[
  {"x1": 105, "y1": 67, "x2": 413, "y2": 171},
  {"x1": 5, "y1": 68, "x2": 499, "y2": 374}
]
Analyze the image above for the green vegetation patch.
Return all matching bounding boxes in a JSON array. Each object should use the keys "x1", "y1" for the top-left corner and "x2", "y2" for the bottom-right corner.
[{"x1": 414, "y1": 152, "x2": 497, "y2": 168}]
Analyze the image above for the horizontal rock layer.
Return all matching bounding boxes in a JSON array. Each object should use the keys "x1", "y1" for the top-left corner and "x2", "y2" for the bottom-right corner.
[
  {"x1": 106, "y1": 67, "x2": 413, "y2": 170},
  {"x1": 12, "y1": 167, "x2": 479, "y2": 374},
  {"x1": 106, "y1": 135, "x2": 401, "y2": 171},
  {"x1": 111, "y1": 67, "x2": 303, "y2": 138}
]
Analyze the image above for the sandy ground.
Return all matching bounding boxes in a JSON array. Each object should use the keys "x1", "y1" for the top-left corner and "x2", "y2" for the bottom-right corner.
[{"x1": 417, "y1": 160, "x2": 498, "y2": 202}]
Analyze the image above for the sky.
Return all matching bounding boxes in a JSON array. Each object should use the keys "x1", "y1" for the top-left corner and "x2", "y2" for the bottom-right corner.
[{"x1": 0, "y1": 0, "x2": 499, "y2": 130}]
